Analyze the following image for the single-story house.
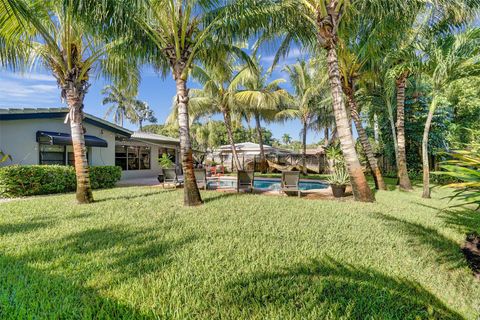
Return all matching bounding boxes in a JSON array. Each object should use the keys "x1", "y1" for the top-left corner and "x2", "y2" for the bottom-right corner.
[{"x1": 0, "y1": 108, "x2": 180, "y2": 180}]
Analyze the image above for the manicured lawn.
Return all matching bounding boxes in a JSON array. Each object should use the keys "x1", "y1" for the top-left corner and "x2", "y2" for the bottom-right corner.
[{"x1": 0, "y1": 186, "x2": 479, "y2": 319}]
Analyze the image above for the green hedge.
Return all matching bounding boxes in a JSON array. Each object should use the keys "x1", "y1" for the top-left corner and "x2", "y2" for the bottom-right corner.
[{"x1": 0, "y1": 165, "x2": 122, "y2": 198}]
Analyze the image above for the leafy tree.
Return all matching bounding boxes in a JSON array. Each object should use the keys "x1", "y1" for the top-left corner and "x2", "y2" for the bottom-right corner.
[
  {"x1": 283, "y1": 59, "x2": 330, "y2": 174},
  {"x1": 133, "y1": 100, "x2": 157, "y2": 130},
  {"x1": 420, "y1": 28, "x2": 480, "y2": 198},
  {"x1": 282, "y1": 134, "x2": 292, "y2": 145},
  {"x1": 0, "y1": 0, "x2": 137, "y2": 203},
  {"x1": 136, "y1": 0, "x2": 256, "y2": 206},
  {"x1": 234, "y1": 56, "x2": 289, "y2": 170},
  {"x1": 102, "y1": 85, "x2": 138, "y2": 127}
]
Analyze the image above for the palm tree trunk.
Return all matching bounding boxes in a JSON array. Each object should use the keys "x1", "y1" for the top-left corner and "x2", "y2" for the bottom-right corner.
[
  {"x1": 302, "y1": 120, "x2": 308, "y2": 175},
  {"x1": 396, "y1": 74, "x2": 413, "y2": 191},
  {"x1": 139, "y1": 119, "x2": 143, "y2": 131},
  {"x1": 386, "y1": 100, "x2": 399, "y2": 162},
  {"x1": 324, "y1": 127, "x2": 329, "y2": 147},
  {"x1": 422, "y1": 99, "x2": 437, "y2": 199},
  {"x1": 326, "y1": 46, "x2": 374, "y2": 202},
  {"x1": 175, "y1": 77, "x2": 202, "y2": 206},
  {"x1": 347, "y1": 91, "x2": 386, "y2": 190},
  {"x1": 254, "y1": 112, "x2": 267, "y2": 173},
  {"x1": 65, "y1": 88, "x2": 93, "y2": 204},
  {"x1": 221, "y1": 106, "x2": 242, "y2": 171}
]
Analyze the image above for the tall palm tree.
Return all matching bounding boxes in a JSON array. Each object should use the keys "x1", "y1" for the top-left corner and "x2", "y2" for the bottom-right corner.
[
  {"x1": 137, "y1": 0, "x2": 257, "y2": 206},
  {"x1": 184, "y1": 60, "x2": 249, "y2": 171},
  {"x1": 102, "y1": 85, "x2": 138, "y2": 127},
  {"x1": 336, "y1": 13, "x2": 400, "y2": 191},
  {"x1": 421, "y1": 28, "x2": 480, "y2": 198},
  {"x1": 234, "y1": 57, "x2": 289, "y2": 171},
  {"x1": 282, "y1": 133, "x2": 292, "y2": 145},
  {"x1": 133, "y1": 100, "x2": 157, "y2": 131},
  {"x1": 0, "y1": 0, "x2": 137, "y2": 204},
  {"x1": 283, "y1": 59, "x2": 330, "y2": 175}
]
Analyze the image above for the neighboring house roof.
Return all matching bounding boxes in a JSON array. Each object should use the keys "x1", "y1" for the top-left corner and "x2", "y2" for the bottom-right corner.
[
  {"x1": 131, "y1": 131, "x2": 180, "y2": 145},
  {"x1": 0, "y1": 107, "x2": 132, "y2": 136},
  {"x1": 305, "y1": 147, "x2": 325, "y2": 155},
  {"x1": 215, "y1": 142, "x2": 291, "y2": 155}
]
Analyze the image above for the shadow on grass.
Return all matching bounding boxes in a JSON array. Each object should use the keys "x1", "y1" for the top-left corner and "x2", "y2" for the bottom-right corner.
[
  {"x1": 373, "y1": 212, "x2": 467, "y2": 270},
  {"x1": 202, "y1": 191, "x2": 239, "y2": 204},
  {"x1": 0, "y1": 253, "x2": 154, "y2": 319},
  {"x1": 412, "y1": 202, "x2": 480, "y2": 234},
  {"x1": 94, "y1": 189, "x2": 176, "y2": 203},
  {"x1": 225, "y1": 256, "x2": 463, "y2": 319},
  {"x1": 0, "y1": 221, "x2": 50, "y2": 235},
  {"x1": 439, "y1": 209, "x2": 480, "y2": 234},
  {"x1": 20, "y1": 224, "x2": 196, "y2": 282}
]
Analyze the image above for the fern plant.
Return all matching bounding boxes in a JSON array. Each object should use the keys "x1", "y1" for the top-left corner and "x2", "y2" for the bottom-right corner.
[{"x1": 437, "y1": 148, "x2": 480, "y2": 209}]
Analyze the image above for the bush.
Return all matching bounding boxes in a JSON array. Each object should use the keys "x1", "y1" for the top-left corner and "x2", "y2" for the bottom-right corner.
[
  {"x1": 0, "y1": 165, "x2": 121, "y2": 198},
  {"x1": 90, "y1": 166, "x2": 122, "y2": 189}
]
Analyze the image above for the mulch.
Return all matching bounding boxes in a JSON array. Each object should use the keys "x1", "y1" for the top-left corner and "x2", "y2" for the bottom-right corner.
[{"x1": 462, "y1": 233, "x2": 480, "y2": 280}]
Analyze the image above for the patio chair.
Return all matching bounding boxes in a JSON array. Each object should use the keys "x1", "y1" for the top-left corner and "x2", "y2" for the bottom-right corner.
[
  {"x1": 162, "y1": 168, "x2": 184, "y2": 188},
  {"x1": 281, "y1": 171, "x2": 301, "y2": 197},
  {"x1": 237, "y1": 170, "x2": 254, "y2": 193},
  {"x1": 194, "y1": 168, "x2": 207, "y2": 190}
]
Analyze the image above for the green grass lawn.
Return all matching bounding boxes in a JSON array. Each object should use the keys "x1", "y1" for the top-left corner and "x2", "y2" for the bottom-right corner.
[{"x1": 1, "y1": 185, "x2": 479, "y2": 319}]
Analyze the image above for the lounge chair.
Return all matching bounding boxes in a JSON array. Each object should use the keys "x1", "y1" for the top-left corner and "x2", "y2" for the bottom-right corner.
[
  {"x1": 194, "y1": 168, "x2": 207, "y2": 190},
  {"x1": 162, "y1": 168, "x2": 183, "y2": 188},
  {"x1": 237, "y1": 170, "x2": 254, "y2": 193},
  {"x1": 281, "y1": 171, "x2": 301, "y2": 197}
]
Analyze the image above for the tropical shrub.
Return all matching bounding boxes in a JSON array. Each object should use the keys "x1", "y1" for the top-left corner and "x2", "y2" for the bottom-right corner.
[
  {"x1": 436, "y1": 149, "x2": 480, "y2": 209},
  {"x1": 158, "y1": 153, "x2": 174, "y2": 169},
  {"x1": 89, "y1": 166, "x2": 122, "y2": 189},
  {"x1": 0, "y1": 165, "x2": 121, "y2": 198}
]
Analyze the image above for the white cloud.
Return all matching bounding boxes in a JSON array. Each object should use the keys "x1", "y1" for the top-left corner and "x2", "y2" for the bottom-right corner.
[
  {"x1": 0, "y1": 77, "x2": 59, "y2": 105},
  {"x1": 4, "y1": 71, "x2": 56, "y2": 82}
]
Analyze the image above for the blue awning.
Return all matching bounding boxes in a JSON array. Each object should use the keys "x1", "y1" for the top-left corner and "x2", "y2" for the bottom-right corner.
[{"x1": 36, "y1": 131, "x2": 108, "y2": 148}]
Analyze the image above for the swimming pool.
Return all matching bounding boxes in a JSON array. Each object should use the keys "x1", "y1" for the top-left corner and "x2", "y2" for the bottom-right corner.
[{"x1": 207, "y1": 178, "x2": 328, "y2": 191}]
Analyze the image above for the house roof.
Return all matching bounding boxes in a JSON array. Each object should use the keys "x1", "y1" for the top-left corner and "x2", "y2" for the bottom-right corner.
[
  {"x1": 0, "y1": 107, "x2": 132, "y2": 136},
  {"x1": 215, "y1": 142, "x2": 291, "y2": 155},
  {"x1": 131, "y1": 131, "x2": 180, "y2": 145}
]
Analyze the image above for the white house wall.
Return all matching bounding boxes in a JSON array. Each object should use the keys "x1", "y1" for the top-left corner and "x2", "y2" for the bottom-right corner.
[{"x1": 0, "y1": 118, "x2": 116, "y2": 167}]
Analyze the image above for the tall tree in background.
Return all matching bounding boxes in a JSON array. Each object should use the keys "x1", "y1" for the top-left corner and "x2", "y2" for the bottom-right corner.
[
  {"x1": 283, "y1": 59, "x2": 330, "y2": 175},
  {"x1": 235, "y1": 57, "x2": 289, "y2": 171},
  {"x1": 421, "y1": 28, "x2": 480, "y2": 198},
  {"x1": 0, "y1": 0, "x2": 138, "y2": 204},
  {"x1": 137, "y1": 0, "x2": 257, "y2": 205},
  {"x1": 133, "y1": 100, "x2": 157, "y2": 130},
  {"x1": 102, "y1": 85, "x2": 138, "y2": 127}
]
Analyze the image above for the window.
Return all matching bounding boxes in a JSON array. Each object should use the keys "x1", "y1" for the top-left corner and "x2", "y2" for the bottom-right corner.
[
  {"x1": 39, "y1": 144, "x2": 89, "y2": 166},
  {"x1": 115, "y1": 145, "x2": 150, "y2": 171},
  {"x1": 40, "y1": 145, "x2": 65, "y2": 165}
]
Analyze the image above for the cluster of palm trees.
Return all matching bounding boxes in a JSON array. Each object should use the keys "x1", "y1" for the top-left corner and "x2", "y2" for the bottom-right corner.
[
  {"x1": 1, "y1": 0, "x2": 479, "y2": 206},
  {"x1": 102, "y1": 85, "x2": 157, "y2": 130}
]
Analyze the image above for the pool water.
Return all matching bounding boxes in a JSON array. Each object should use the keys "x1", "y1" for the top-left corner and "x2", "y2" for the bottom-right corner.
[{"x1": 207, "y1": 178, "x2": 328, "y2": 191}]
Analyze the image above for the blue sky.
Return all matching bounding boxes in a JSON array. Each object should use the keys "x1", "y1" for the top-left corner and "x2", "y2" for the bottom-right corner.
[{"x1": 0, "y1": 49, "x2": 324, "y2": 144}]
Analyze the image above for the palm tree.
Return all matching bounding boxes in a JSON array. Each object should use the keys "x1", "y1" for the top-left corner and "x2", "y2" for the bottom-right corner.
[
  {"x1": 0, "y1": 0, "x2": 137, "y2": 204},
  {"x1": 133, "y1": 100, "x2": 157, "y2": 131},
  {"x1": 420, "y1": 28, "x2": 480, "y2": 198},
  {"x1": 234, "y1": 57, "x2": 289, "y2": 171},
  {"x1": 137, "y1": 0, "x2": 257, "y2": 206},
  {"x1": 102, "y1": 85, "x2": 138, "y2": 127},
  {"x1": 282, "y1": 134, "x2": 292, "y2": 145},
  {"x1": 283, "y1": 59, "x2": 330, "y2": 175},
  {"x1": 186, "y1": 60, "x2": 248, "y2": 171},
  {"x1": 336, "y1": 15, "x2": 399, "y2": 191}
]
